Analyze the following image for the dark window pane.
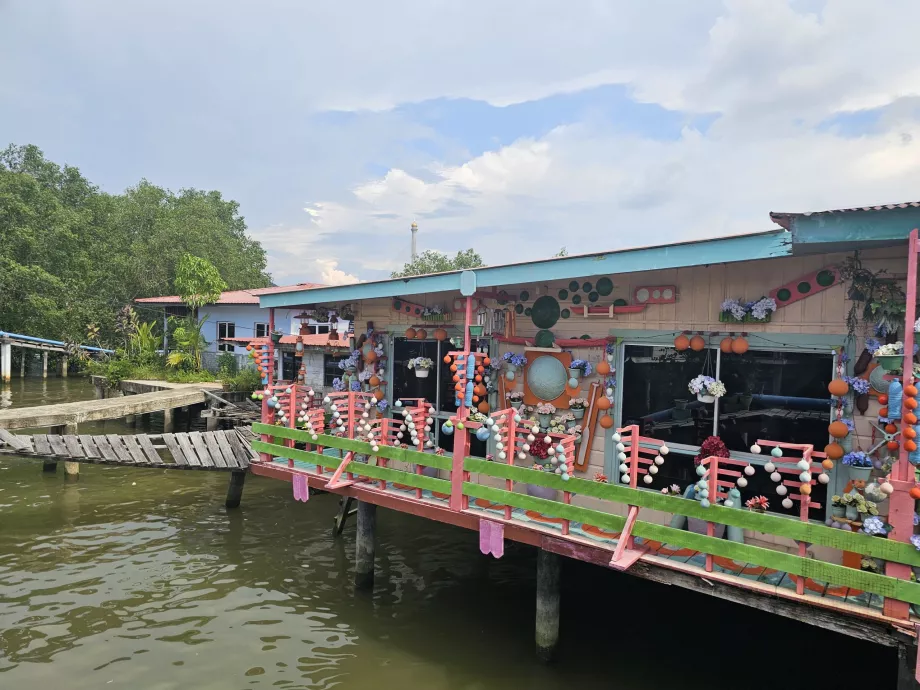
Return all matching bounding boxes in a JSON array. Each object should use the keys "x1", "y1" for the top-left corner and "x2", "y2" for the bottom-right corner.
[
  {"x1": 621, "y1": 345, "x2": 716, "y2": 447},
  {"x1": 254, "y1": 323, "x2": 268, "y2": 338},
  {"x1": 323, "y1": 354, "x2": 349, "y2": 387}
]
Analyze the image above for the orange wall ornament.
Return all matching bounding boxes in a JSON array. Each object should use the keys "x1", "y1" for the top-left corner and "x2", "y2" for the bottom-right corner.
[
  {"x1": 730, "y1": 337, "x2": 749, "y2": 354},
  {"x1": 689, "y1": 335, "x2": 706, "y2": 351},
  {"x1": 674, "y1": 334, "x2": 690, "y2": 351}
]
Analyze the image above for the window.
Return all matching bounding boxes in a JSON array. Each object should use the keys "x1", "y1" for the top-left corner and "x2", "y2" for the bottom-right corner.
[
  {"x1": 216, "y1": 322, "x2": 236, "y2": 352},
  {"x1": 254, "y1": 323, "x2": 269, "y2": 338},
  {"x1": 315, "y1": 324, "x2": 330, "y2": 334},
  {"x1": 620, "y1": 343, "x2": 833, "y2": 516},
  {"x1": 324, "y1": 354, "x2": 349, "y2": 387}
]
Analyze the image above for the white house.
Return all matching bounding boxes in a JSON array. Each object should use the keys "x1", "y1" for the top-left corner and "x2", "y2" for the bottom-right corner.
[{"x1": 135, "y1": 284, "x2": 353, "y2": 389}]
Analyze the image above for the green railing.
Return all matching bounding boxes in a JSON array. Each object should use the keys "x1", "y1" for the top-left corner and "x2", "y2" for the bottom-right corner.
[{"x1": 252, "y1": 423, "x2": 920, "y2": 606}]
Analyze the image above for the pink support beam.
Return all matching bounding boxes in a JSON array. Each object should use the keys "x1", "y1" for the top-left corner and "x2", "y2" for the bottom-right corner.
[{"x1": 450, "y1": 296, "x2": 474, "y2": 511}]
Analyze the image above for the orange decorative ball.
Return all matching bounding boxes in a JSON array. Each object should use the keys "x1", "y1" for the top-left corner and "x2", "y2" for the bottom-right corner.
[
  {"x1": 478, "y1": 401, "x2": 490, "y2": 413},
  {"x1": 483, "y1": 357, "x2": 491, "y2": 366},
  {"x1": 452, "y1": 374, "x2": 460, "y2": 383},
  {"x1": 879, "y1": 407, "x2": 889, "y2": 418},
  {"x1": 405, "y1": 327, "x2": 417, "y2": 339},
  {"x1": 888, "y1": 440, "x2": 901, "y2": 451},
  {"x1": 908, "y1": 397, "x2": 919, "y2": 410},
  {"x1": 824, "y1": 442, "x2": 844, "y2": 460},
  {"x1": 822, "y1": 459, "x2": 835, "y2": 470},
  {"x1": 444, "y1": 355, "x2": 452, "y2": 364},
  {"x1": 879, "y1": 394, "x2": 889, "y2": 405},
  {"x1": 908, "y1": 413, "x2": 919, "y2": 425},
  {"x1": 689, "y1": 335, "x2": 706, "y2": 352},
  {"x1": 369, "y1": 375, "x2": 381, "y2": 387},
  {"x1": 433, "y1": 328, "x2": 447, "y2": 341},
  {"x1": 720, "y1": 338, "x2": 733, "y2": 354},
  {"x1": 455, "y1": 383, "x2": 463, "y2": 392},
  {"x1": 596, "y1": 397, "x2": 612, "y2": 411},
  {"x1": 596, "y1": 361, "x2": 611, "y2": 375},
  {"x1": 477, "y1": 366, "x2": 485, "y2": 374},
  {"x1": 907, "y1": 440, "x2": 918, "y2": 452},
  {"x1": 674, "y1": 335, "x2": 690, "y2": 351},
  {"x1": 474, "y1": 375, "x2": 482, "y2": 382},
  {"x1": 374, "y1": 389, "x2": 385, "y2": 401},
  {"x1": 911, "y1": 487, "x2": 920, "y2": 500},
  {"x1": 731, "y1": 337, "x2": 749, "y2": 354},
  {"x1": 800, "y1": 483, "x2": 812, "y2": 496},
  {"x1": 599, "y1": 414, "x2": 614, "y2": 429},
  {"x1": 415, "y1": 328, "x2": 427, "y2": 340},
  {"x1": 828, "y1": 421, "x2": 849, "y2": 438},
  {"x1": 365, "y1": 350, "x2": 378, "y2": 363},
  {"x1": 827, "y1": 379, "x2": 849, "y2": 397},
  {"x1": 906, "y1": 427, "x2": 917, "y2": 439},
  {"x1": 450, "y1": 364, "x2": 458, "y2": 372},
  {"x1": 472, "y1": 395, "x2": 479, "y2": 403},
  {"x1": 885, "y1": 424, "x2": 898, "y2": 434},
  {"x1": 474, "y1": 384, "x2": 486, "y2": 396},
  {"x1": 907, "y1": 385, "x2": 919, "y2": 397}
]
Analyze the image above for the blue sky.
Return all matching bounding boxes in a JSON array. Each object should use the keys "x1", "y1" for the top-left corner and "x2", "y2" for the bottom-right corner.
[{"x1": 2, "y1": 0, "x2": 920, "y2": 285}]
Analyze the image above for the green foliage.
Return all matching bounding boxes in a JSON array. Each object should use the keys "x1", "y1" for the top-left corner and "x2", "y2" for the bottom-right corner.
[
  {"x1": 216, "y1": 351, "x2": 239, "y2": 376},
  {"x1": 131, "y1": 321, "x2": 161, "y2": 360},
  {"x1": 166, "y1": 316, "x2": 208, "y2": 370},
  {"x1": 0, "y1": 144, "x2": 270, "y2": 344},
  {"x1": 390, "y1": 248, "x2": 484, "y2": 278},
  {"x1": 175, "y1": 254, "x2": 227, "y2": 309},
  {"x1": 222, "y1": 367, "x2": 261, "y2": 392},
  {"x1": 554, "y1": 247, "x2": 568, "y2": 257}
]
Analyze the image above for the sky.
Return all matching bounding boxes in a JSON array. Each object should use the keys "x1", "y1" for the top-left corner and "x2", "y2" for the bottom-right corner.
[{"x1": 2, "y1": 0, "x2": 920, "y2": 287}]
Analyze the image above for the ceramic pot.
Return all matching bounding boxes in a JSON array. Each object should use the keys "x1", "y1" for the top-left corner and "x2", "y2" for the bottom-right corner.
[
  {"x1": 845, "y1": 505, "x2": 859, "y2": 521},
  {"x1": 571, "y1": 408, "x2": 585, "y2": 419},
  {"x1": 469, "y1": 325, "x2": 485, "y2": 337},
  {"x1": 510, "y1": 400, "x2": 522, "y2": 409},
  {"x1": 415, "y1": 369, "x2": 430, "y2": 378},
  {"x1": 831, "y1": 505, "x2": 846, "y2": 518},
  {"x1": 568, "y1": 368, "x2": 583, "y2": 379},
  {"x1": 687, "y1": 517, "x2": 726, "y2": 539},
  {"x1": 538, "y1": 413, "x2": 551, "y2": 428},
  {"x1": 526, "y1": 483, "x2": 559, "y2": 501},
  {"x1": 848, "y1": 465, "x2": 872, "y2": 483},
  {"x1": 877, "y1": 355, "x2": 904, "y2": 372},
  {"x1": 674, "y1": 398, "x2": 689, "y2": 410},
  {"x1": 697, "y1": 393, "x2": 715, "y2": 404}
]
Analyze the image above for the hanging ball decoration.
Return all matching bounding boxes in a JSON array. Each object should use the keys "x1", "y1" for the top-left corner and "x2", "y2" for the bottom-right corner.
[
  {"x1": 365, "y1": 350, "x2": 378, "y2": 363},
  {"x1": 700, "y1": 498, "x2": 711, "y2": 509},
  {"x1": 796, "y1": 459, "x2": 810, "y2": 471},
  {"x1": 720, "y1": 337, "x2": 734, "y2": 354},
  {"x1": 649, "y1": 465, "x2": 658, "y2": 475},
  {"x1": 770, "y1": 471, "x2": 782, "y2": 483},
  {"x1": 619, "y1": 463, "x2": 629, "y2": 473},
  {"x1": 764, "y1": 461, "x2": 775, "y2": 472},
  {"x1": 405, "y1": 327, "x2": 417, "y2": 339},
  {"x1": 433, "y1": 328, "x2": 448, "y2": 341},
  {"x1": 654, "y1": 455, "x2": 664, "y2": 465},
  {"x1": 596, "y1": 361, "x2": 611, "y2": 375},
  {"x1": 800, "y1": 484, "x2": 812, "y2": 496},
  {"x1": 415, "y1": 328, "x2": 427, "y2": 340},
  {"x1": 880, "y1": 481, "x2": 895, "y2": 495},
  {"x1": 597, "y1": 397, "x2": 612, "y2": 411},
  {"x1": 599, "y1": 415, "x2": 614, "y2": 429},
  {"x1": 518, "y1": 452, "x2": 527, "y2": 461},
  {"x1": 674, "y1": 335, "x2": 690, "y2": 351},
  {"x1": 782, "y1": 497, "x2": 794, "y2": 509},
  {"x1": 506, "y1": 371, "x2": 516, "y2": 381},
  {"x1": 369, "y1": 375, "x2": 381, "y2": 387},
  {"x1": 827, "y1": 379, "x2": 849, "y2": 397},
  {"x1": 818, "y1": 473, "x2": 830, "y2": 485},
  {"x1": 824, "y1": 443, "x2": 844, "y2": 460},
  {"x1": 621, "y1": 474, "x2": 631, "y2": 484},
  {"x1": 743, "y1": 465, "x2": 755, "y2": 476},
  {"x1": 770, "y1": 446, "x2": 783, "y2": 458},
  {"x1": 696, "y1": 465, "x2": 707, "y2": 477},
  {"x1": 821, "y1": 458, "x2": 834, "y2": 470},
  {"x1": 731, "y1": 337, "x2": 749, "y2": 354},
  {"x1": 689, "y1": 335, "x2": 706, "y2": 352},
  {"x1": 799, "y1": 471, "x2": 812, "y2": 483},
  {"x1": 643, "y1": 475, "x2": 654, "y2": 485},
  {"x1": 828, "y1": 421, "x2": 849, "y2": 438},
  {"x1": 776, "y1": 484, "x2": 788, "y2": 496},
  {"x1": 737, "y1": 477, "x2": 748, "y2": 488},
  {"x1": 612, "y1": 432, "x2": 622, "y2": 442}
]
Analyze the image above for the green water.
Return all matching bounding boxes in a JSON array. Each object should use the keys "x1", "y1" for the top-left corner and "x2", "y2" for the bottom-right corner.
[{"x1": 0, "y1": 379, "x2": 897, "y2": 689}]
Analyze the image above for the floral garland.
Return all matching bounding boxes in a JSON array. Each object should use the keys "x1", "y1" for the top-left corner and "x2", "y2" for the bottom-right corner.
[{"x1": 720, "y1": 297, "x2": 777, "y2": 321}]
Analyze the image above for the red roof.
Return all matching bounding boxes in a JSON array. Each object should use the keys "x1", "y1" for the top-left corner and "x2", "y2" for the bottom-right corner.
[
  {"x1": 220, "y1": 335, "x2": 350, "y2": 349},
  {"x1": 135, "y1": 283, "x2": 325, "y2": 305}
]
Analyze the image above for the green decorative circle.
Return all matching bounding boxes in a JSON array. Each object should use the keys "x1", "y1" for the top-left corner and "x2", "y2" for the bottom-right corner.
[
  {"x1": 393, "y1": 299, "x2": 402, "y2": 310},
  {"x1": 581, "y1": 334, "x2": 591, "y2": 340},
  {"x1": 816, "y1": 270, "x2": 835, "y2": 287},
  {"x1": 534, "y1": 329, "x2": 556, "y2": 348},
  {"x1": 613, "y1": 298, "x2": 628, "y2": 307},
  {"x1": 558, "y1": 289, "x2": 569, "y2": 300},
  {"x1": 528, "y1": 355, "x2": 567, "y2": 400},
  {"x1": 588, "y1": 291, "x2": 599, "y2": 302},
  {"x1": 414, "y1": 307, "x2": 421, "y2": 315},
  {"x1": 531, "y1": 295, "x2": 561, "y2": 329},
  {"x1": 797, "y1": 281, "x2": 812, "y2": 294},
  {"x1": 515, "y1": 304, "x2": 524, "y2": 314},
  {"x1": 405, "y1": 306, "x2": 411, "y2": 313},
  {"x1": 596, "y1": 277, "x2": 614, "y2": 296},
  {"x1": 582, "y1": 281, "x2": 593, "y2": 292},
  {"x1": 497, "y1": 290, "x2": 509, "y2": 305},
  {"x1": 569, "y1": 280, "x2": 580, "y2": 292},
  {"x1": 776, "y1": 288, "x2": 792, "y2": 302},
  {"x1": 519, "y1": 290, "x2": 530, "y2": 302},
  {"x1": 561, "y1": 308, "x2": 571, "y2": 319},
  {"x1": 572, "y1": 294, "x2": 582, "y2": 305},
  {"x1": 524, "y1": 307, "x2": 532, "y2": 316}
]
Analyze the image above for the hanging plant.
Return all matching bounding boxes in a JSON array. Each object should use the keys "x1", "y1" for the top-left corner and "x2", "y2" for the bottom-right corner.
[{"x1": 838, "y1": 253, "x2": 906, "y2": 341}]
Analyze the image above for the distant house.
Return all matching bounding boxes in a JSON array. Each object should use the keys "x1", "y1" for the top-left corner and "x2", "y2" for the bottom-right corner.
[{"x1": 135, "y1": 283, "x2": 354, "y2": 386}]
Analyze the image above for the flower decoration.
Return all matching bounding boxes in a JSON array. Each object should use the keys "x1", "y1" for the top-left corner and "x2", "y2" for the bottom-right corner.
[
  {"x1": 536, "y1": 402, "x2": 557, "y2": 415},
  {"x1": 720, "y1": 298, "x2": 747, "y2": 320},
  {"x1": 376, "y1": 399, "x2": 389, "y2": 413},
  {"x1": 407, "y1": 357, "x2": 434, "y2": 370},
  {"x1": 874, "y1": 342, "x2": 905, "y2": 356},
  {"x1": 349, "y1": 381, "x2": 361, "y2": 392},
  {"x1": 568, "y1": 397, "x2": 588, "y2": 409},
  {"x1": 840, "y1": 375, "x2": 869, "y2": 395},
  {"x1": 720, "y1": 297, "x2": 777, "y2": 321},
  {"x1": 688, "y1": 375, "x2": 726, "y2": 398},
  {"x1": 530, "y1": 437, "x2": 550, "y2": 459},
  {"x1": 745, "y1": 495, "x2": 770, "y2": 511},
  {"x1": 506, "y1": 391, "x2": 525, "y2": 402},
  {"x1": 862, "y1": 516, "x2": 890, "y2": 536},
  {"x1": 911, "y1": 534, "x2": 920, "y2": 552},
  {"x1": 661, "y1": 484, "x2": 681, "y2": 496},
  {"x1": 569, "y1": 359, "x2": 593, "y2": 375},
  {"x1": 502, "y1": 352, "x2": 528, "y2": 367},
  {"x1": 435, "y1": 447, "x2": 445, "y2": 456},
  {"x1": 338, "y1": 350, "x2": 362, "y2": 370},
  {"x1": 694, "y1": 436, "x2": 730, "y2": 465},
  {"x1": 842, "y1": 451, "x2": 872, "y2": 467},
  {"x1": 594, "y1": 472, "x2": 609, "y2": 483},
  {"x1": 332, "y1": 377, "x2": 345, "y2": 392}
]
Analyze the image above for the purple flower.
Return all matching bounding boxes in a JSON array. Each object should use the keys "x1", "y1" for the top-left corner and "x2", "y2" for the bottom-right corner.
[
  {"x1": 911, "y1": 535, "x2": 920, "y2": 551},
  {"x1": 332, "y1": 377, "x2": 345, "y2": 392},
  {"x1": 839, "y1": 352, "x2": 850, "y2": 364},
  {"x1": 842, "y1": 375, "x2": 870, "y2": 395},
  {"x1": 349, "y1": 381, "x2": 361, "y2": 392}
]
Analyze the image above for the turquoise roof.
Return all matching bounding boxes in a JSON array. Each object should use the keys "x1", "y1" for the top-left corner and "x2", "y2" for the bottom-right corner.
[{"x1": 259, "y1": 229, "x2": 792, "y2": 308}]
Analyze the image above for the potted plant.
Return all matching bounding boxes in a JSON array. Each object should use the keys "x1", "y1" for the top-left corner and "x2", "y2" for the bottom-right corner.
[
  {"x1": 842, "y1": 451, "x2": 873, "y2": 482},
  {"x1": 874, "y1": 341, "x2": 906, "y2": 372},
  {"x1": 270, "y1": 329, "x2": 283, "y2": 344},
  {"x1": 569, "y1": 397, "x2": 587, "y2": 419},
  {"x1": 660, "y1": 484, "x2": 682, "y2": 496},
  {"x1": 830, "y1": 495, "x2": 846, "y2": 519},
  {"x1": 536, "y1": 402, "x2": 556, "y2": 428},
  {"x1": 502, "y1": 352, "x2": 528, "y2": 372},
  {"x1": 469, "y1": 323, "x2": 485, "y2": 337},
  {"x1": 338, "y1": 350, "x2": 361, "y2": 374},
  {"x1": 506, "y1": 391, "x2": 524, "y2": 409},
  {"x1": 745, "y1": 495, "x2": 769, "y2": 514},
  {"x1": 688, "y1": 375, "x2": 726, "y2": 404},
  {"x1": 407, "y1": 356, "x2": 434, "y2": 378},
  {"x1": 568, "y1": 359, "x2": 593, "y2": 379}
]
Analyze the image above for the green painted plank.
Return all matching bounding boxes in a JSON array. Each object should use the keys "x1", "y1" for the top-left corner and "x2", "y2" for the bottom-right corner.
[
  {"x1": 463, "y1": 481, "x2": 920, "y2": 605},
  {"x1": 463, "y1": 458, "x2": 920, "y2": 567},
  {"x1": 252, "y1": 423, "x2": 453, "y2": 470},
  {"x1": 252, "y1": 441, "x2": 452, "y2": 493}
]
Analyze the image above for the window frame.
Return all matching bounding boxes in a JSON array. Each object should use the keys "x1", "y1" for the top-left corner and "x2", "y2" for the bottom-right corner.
[{"x1": 254, "y1": 322, "x2": 269, "y2": 338}]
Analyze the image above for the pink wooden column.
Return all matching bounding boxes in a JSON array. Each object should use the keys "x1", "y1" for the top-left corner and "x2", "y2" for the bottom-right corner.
[
  {"x1": 884, "y1": 227, "x2": 920, "y2": 619},
  {"x1": 449, "y1": 296, "x2": 474, "y2": 511},
  {"x1": 267, "y1": 307, "x2": 276, "y2": 387}
]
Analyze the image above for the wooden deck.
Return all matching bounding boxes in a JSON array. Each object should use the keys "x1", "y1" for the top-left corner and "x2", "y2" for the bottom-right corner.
[
  {"x1": 0, "y1": 427, "x2": 256, "y2": 470},
  {"x1": 0, "y1": 382, "x2": 223, "y2": 430}
]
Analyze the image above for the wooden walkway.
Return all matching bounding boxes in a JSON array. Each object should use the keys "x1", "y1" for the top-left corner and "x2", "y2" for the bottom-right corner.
[
  {"x1": 0, "y1": 382, "x2": 223, "y2": 430},
  {"x1": 0, "y1": 427, "x2": 256, "y2": 470}
]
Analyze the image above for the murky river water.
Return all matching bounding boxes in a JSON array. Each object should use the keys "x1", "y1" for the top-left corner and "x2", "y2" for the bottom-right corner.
[{"x1": 0, "y1": 379, "x2": 896, "y2": 689}]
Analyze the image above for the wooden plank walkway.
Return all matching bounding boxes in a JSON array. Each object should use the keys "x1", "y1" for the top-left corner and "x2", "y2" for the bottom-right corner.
[
  {"x1": 0, "y1": 428, "x2": 255, "y2": 470},
  {"x1": 0, "y1": 383, "x2": 223, "y2": 430}
]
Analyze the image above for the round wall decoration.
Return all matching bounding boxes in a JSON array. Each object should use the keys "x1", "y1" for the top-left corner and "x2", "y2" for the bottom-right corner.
[
  {"x1": 515, "y1": 304, "x2": 524, "y2": 314},
  {"x1": 519, "y1": 290, "x2": 530, "y2": 301},
  {"x1": 569, "y1": 280, "x2": 580, "y2": 292},
  {"x1": 582, "y1": 281, "x2": 593, "y2": 292},
  {"x1": 614, "y1": 298, "x2": 628, "y2": 307},
  {"x1": 561, "y1": 308, "x2": 571, "y2": 319},
  {"x1": 588, "y1": 291, "x2": 599, "y2": 302},
  {"x1": 596, "y1": 277, "x2": 613, "y2": 296},
  {"x1": 572, "y1": 294, "x2": 582, "y2": 305},
  {"x1": 528, "y1": 356, "x2": 568, "y2": 401},
  {"x1": 531, "y1": 295, "x2": 561, "y2": 329},
  {"x1": 558, "y1": 289, "x2": 569, "y2": 300},
  {"x1": 534, "y1": 329, "x2": 556, "y2": 347}
]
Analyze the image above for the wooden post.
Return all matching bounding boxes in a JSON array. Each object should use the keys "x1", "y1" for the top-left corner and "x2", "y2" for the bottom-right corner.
[
  {"x1": 897, "y1": 643, "x2": 920, "y2": 690},
  {"x1": 60, "y1": 357, "x2": 68, "y2": 378},
  {"x1": 354, "y1": 500, "x2": 377, "y2": 588},
  {"x1": 19, "y1": 349, "x2": 25, "y2": 378},
  {"x1": 63, "y1": 421, "x2": 79, "y2": 481},
  {"x1": 44, "y1": 423, "x2": 64, "y2": 472},
  {"x1": 1, "y1": 341, "x2": 11, "y2": 383},
  {"x1": 163, "y1": 407, "x2": 175, "y2": 433},
  {"x1": 535, "y1": 549, "x2": 561, "y2": 662},
  {"x1": 42, "y1": 351, "x2": 48, "y2": 379},
  {"x1": 225, "y1": 470, "x2": 246, "y2": 508}
]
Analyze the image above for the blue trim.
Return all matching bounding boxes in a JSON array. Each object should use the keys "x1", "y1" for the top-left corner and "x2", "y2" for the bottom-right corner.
[
  {"x1": 787, "y1": 207, "x2": 920, "y2": 245},
  {"x1": 0, "y1": 330, "x2": 114, "y2": 354},
  {"x1": 259, "y1": 230, "x2": 792, "y2": 308}
]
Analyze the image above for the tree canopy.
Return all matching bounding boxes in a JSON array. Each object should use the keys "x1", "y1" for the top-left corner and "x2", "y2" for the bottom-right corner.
[
  {"x1": 390, "y1": 248, "x2": 485, "y2": 278},
  {"x1": 0, "y1": 144, "x2": 270, "y2": 344}
]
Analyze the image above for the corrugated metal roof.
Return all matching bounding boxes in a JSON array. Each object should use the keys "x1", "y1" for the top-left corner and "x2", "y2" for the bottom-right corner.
[
  {"x1": 135, "y1": 283, "x2": 325, "y2": 305},
  {"x1": 220, "y1": 335, "x2": 350, "y2": 348},
  {"x1": 770, "y1": 202, "x2": 920, "y2": 229}
]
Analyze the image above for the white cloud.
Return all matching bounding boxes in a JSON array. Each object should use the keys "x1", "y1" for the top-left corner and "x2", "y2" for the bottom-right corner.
[{"x1": 315, "y1": 259, "x2": 361, "y2": 286}]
